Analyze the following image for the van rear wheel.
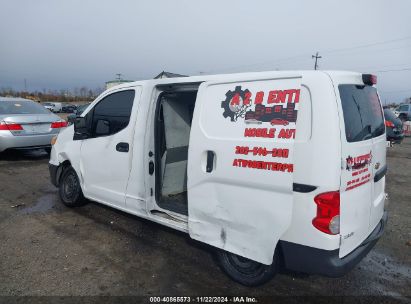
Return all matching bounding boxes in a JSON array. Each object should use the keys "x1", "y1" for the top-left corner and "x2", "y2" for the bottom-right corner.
[
  {"x1": 216, "y1": 250, "x2": 278, "y2": 286},
  {"x1": 59, "y1": 166, "x2": 87, "y2": 207}
]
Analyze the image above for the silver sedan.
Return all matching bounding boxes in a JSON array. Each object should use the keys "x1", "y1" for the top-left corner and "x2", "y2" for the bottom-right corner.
[{"x1": 0, "y1": 97, "x2": 67, "y2": 153}]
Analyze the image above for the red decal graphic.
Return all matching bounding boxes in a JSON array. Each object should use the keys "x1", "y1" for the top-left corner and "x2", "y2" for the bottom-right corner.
[
  {"x1": 270, "y1": 119, "x2": 289, "y2": 126},
  {"x1": 235, "y1": 146, "x2": 289, "y2": 158},
  {"x1": 232, "y1": 159, "x2": 293, "y2": 173},
  {"x1": 245, "y1": 103, "x2": 297, "y2": 124},
  {"x1": 346, "y1": 165, "x2": 372, "y2": 191},
  {"x1": 254, "y1": 91, "x2": 264, "y2": 104},
  {"x1": 278, "y1": 128, "x2": 296, "y2": 139},
  {"x1": 346, "y1": 151, "x2": 372, "y2": 171},
  {"x1": 230, "y1": 93, "x2": 241, "y2": 106},
  {"x1": 293, "y1": 89, "x2": 300, "y2": 103},
  {"x1": 266, "y1": 89, "x2": 300, "y2": 104},
  {"x1": 243, "y1": 91, "x2": 252, "y2": 105},
  {"x1": 346, "y1": 179, "x2": 371, "y2": 191},
  {"x1": 221, "y1": 86, "x2": 300, "y2": 124},
  {"x1": 244, "y1": 128, "x2": 276, "y2": 138},
  {"x1": 352, "y1": 168, "x2": 369, "y2": 176}
]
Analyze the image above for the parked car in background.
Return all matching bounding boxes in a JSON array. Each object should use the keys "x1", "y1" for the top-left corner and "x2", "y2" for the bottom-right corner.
[
  {"x1": 43, "y1": 102, "x2": 63, "y2": 113},
  {"x1": 43, "y1": 102, "x2": 54, "y2": 112},
  {"x1": 62, "y1": 104, "x2": 77, "y2": 113},
  {"x1": 395, "y1": 103, "x2": 411, "y2": 122},
  {"x1": 0, "y1": 97, "x2": 67, "y2": 153},
  {"x1": 67, "y1": 103, "x2": 91, "y2": 125},
  {"x1": 384, "y1": 109, "x2": 404, "y2": 144}
]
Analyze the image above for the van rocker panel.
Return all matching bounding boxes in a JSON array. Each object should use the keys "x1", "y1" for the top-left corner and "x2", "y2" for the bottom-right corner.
[{"x1": 280, "y1": 211, "x2": 387, "y2": 277}]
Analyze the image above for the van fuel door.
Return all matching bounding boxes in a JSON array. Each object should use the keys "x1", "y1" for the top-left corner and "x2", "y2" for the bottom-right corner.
[{"x1": 187, "y1": 75, "x2": 302, "y2": 265}]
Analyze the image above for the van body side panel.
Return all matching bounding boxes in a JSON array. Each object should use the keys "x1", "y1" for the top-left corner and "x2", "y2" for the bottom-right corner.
[
  {"x1": 281, "y1": 74, "x2": 341, "y2": 250},
  {"x1": 124, "y1": 85, "x2": 154, "y2": 216},
  {"x1": 188, "y1": 75, "x2": 302, "y2": 265}
]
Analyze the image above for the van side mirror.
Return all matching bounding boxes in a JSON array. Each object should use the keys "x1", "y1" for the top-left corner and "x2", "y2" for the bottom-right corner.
[{"x1": 73, "y1": 117, "x2": 89, "y2": 140}]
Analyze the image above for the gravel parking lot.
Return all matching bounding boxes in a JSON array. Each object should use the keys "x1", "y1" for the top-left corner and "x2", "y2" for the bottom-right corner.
[{"x1": 0, "y1": 139, "x2": 410, "y2": 298}]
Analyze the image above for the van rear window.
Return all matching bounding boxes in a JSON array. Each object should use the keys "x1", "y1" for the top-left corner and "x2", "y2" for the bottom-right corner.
[{"x1": 338, "y1": 85, "x2": 384, "y2": 142}]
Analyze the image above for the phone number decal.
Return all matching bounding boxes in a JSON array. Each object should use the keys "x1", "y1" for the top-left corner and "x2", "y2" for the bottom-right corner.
[{"x1": 235, "y1": 146, "x2": 289, "y2": 158}]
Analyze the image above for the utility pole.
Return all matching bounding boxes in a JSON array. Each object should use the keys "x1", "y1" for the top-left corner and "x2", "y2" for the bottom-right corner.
[
  {"x1": 312, "y1": 52, "x2": 322, "y2": 70},
  {"x1": 24, "y1": 79, "x2": 27, "y2": 91}
]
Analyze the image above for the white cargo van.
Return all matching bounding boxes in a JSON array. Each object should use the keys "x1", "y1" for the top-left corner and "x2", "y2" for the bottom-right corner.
[{"x1": 49, "y1": 71, "x2": 388, "y2": 286}]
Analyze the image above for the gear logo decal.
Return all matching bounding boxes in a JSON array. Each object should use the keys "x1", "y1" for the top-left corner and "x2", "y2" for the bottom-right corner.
[
  {"x1": 221, "y1": 86, "x2": 251, "y2": 122},
  {"x1": 221, "y1": 86, "x2": 300, "y2": 125}
]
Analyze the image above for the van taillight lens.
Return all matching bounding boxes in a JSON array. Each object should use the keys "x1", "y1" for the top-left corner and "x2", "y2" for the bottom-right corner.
[
  {"x1": 51, "y1": 121, "x2": 67, "y2": 128},
  {"x1": 312, "y1": 191, "x2": 340, "y2": 235},
  {"x1": 385, "y1": 120, "x2": 394, "y2": 128},
  {"x1": 0, "y1": 121, "x2": 23, "y2": 131}
]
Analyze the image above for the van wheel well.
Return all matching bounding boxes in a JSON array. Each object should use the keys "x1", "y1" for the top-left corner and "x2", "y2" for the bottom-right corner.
[{"x1": 57, "y1": 160, "x2": 72, "y2": 186}]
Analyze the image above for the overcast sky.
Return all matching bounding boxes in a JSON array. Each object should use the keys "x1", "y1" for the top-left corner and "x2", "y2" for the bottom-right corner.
[{"x1": 1, "y1": 0, "x2": 410, "y2": 103}]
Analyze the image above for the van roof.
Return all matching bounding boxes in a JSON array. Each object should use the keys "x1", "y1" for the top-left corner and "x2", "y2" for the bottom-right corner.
[{"x1": 110, "y1": 70, "x2": 363, "y2": 90}]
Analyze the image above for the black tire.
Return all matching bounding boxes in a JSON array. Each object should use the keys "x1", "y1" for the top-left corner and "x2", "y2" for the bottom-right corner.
[
  {"x1": 216, "y1": 249, "x2": 279, "y2": 286},
  {"x1": 59, "y1": 166, "x2": 87, "y2": 207}
]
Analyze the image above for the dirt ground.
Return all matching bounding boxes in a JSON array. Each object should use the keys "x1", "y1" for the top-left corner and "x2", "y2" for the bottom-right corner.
[{"x1": 0, "y1": 138, "x2": 410, "y2": 299}]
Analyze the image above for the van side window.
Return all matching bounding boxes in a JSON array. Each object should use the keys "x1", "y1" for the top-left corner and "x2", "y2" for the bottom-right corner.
[
  {"x1": 339, "y1": 85, "x2": 384, "y2": 143},
  {"x1": 88, "y1": 90, "x2": 135, "y2": 137}
]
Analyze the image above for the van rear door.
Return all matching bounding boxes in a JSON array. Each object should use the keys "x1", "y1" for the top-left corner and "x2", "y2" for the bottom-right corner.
[
  {"x1": 337, "y1": 81, "x2": 385, "y2": 258},
  {"x1": 187, "y1": 74, "x2": 301, "y2": 264}
]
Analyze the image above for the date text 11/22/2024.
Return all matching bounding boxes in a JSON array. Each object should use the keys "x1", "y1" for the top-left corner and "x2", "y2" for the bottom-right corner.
[{"x1": 149, "y1": 296, "x2": 258, "y2": 303}]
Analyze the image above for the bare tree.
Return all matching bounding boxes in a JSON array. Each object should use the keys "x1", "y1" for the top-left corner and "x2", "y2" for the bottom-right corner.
[{"x1": 79, "y1": 86, "x2": 88, "y2": 99}]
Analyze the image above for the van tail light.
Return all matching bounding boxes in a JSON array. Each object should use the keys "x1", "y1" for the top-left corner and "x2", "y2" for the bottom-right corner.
[
  {"x1": 362, "y1": 74, "x2": 377, "y2": 85},
  {"x1": 0, "y1": 121, "x2": 23, "y2": 131},
  {"x1": 51, "y1": 121, "x2": 67, "y2": 129},
  {"x1": 385, "y1": 120, "x2": 394, "y2": 128},
  {"x1": 312, "y1": 191, "x2": 340, "y2": 235}
]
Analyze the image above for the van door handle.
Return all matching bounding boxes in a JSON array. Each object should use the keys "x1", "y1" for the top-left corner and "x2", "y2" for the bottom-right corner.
[
  {"x1": 206, "y1": 151, "x2": 215, "y2": 173},
  {"x1": 374, "y1": 164, "x2": 387, "y2": 183},
  {"x1": 116, "y1": 142, "x2": 129, "y2": 153},
  {"x1": 149, "y1": 161, "x2": 155, "y2": 175}
]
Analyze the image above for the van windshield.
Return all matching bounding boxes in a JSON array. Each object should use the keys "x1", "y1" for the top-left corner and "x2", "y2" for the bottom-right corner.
[{"x1": 339, "y1": 85, "x2": 384, "y2": 142}]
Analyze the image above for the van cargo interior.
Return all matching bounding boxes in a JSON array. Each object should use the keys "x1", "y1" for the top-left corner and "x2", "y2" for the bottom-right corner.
[{"x1": 155, "y1": 88, "x2": 198, "y2": 215}]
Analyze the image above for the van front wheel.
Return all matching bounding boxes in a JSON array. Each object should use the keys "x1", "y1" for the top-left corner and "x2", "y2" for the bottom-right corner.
[
  {"x1": 216, "y1": 250, "x2": 278, "y2": 286},
  {"x1": 59, "y1": 166, "x2": 87, "y2": 207}
]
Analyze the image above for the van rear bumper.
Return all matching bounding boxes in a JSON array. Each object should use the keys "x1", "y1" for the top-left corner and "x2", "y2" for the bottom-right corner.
[{"x1": 280, "y1": 211, "x2": 388, "y2": 277}]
